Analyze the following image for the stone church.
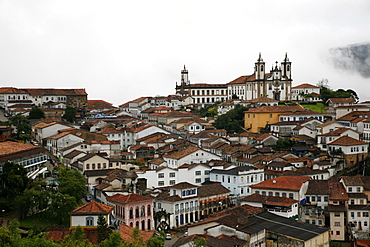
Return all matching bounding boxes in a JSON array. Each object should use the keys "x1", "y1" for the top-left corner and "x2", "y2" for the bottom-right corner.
[{"x1": 175, "y1": 53, "x2": 293, "y2": 104}]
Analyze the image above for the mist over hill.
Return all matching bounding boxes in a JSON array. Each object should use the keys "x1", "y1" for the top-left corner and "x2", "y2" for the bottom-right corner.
[{"x1": 329, "y1": 42, "x2": 370, "y2": 78}]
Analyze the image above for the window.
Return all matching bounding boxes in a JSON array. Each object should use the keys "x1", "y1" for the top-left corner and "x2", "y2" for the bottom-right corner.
[
  {"x1": 289, "y1": 193, "x2": 294, "y2": 199},
  {"x1": 312, "y1": 219, "x2": 316, "y2": 225},
  {"x1": 158, "y1": 181, "x2": 164, "y2": 186},
  {"x1": 324, "y1": 196, "x2": 328, "y2": 202},
  {"x1": 129, "y1": 207, "x2": 133, "y2": 219},
  {"x1": 334, "y1": 222, "x2": 341, "y2": 226},
  {"x1": 158, "y1": 203, "x2": 161, "y2": 209},
  {"x1": 317, "y1": 196, "x2": 321, "y2": 202},
  {"x1": 351, "y1": 212, "x2": 355, "y2": 218},
  {"x1": 147, "y1": 205, "x2": 151, "y2": 216},
  {"x1": 268, "y1": 192, "x2": 273, "y2": 196},
  {"x1": 195, "y1": 171, "x2": 201, "y2": 176},
  {"x1": 363, "y1": 212, "x2": 369, "y2": 217},
  {"x1": 357, "y1": 187, "x2": 361, "y2": 192},
  {"x1": 204, "y1": 170, "x2": 210, "y2": 175},
  {"x1": 169, "y1": 172, "x2": 175, "y2": 177},
  {"x1": 275, "y1": 192, "x2": 280, "y2": 197},
  {"x1": 282, "y1": 193, "x2": 287, "y2": 197},
  {"x1": 336, "y1": 231, "x2": 340, "y2": 235},
  {"x1": 311, "y1": 196, "x2": 316, "y2": 202},
  {"x1": 358, "y1": 212, "x2": 362, "y2": 217},
  {"x1": 86, "y1": 164, "x2": 90, "y2": 170},
  {"x1": 158, "y1": 173, "x2": 164, "y2": 178},
  {"x1": 348, "y1": 187, "x2": 353, "y2": 192},
  {"x1": 195, "y1": 178, "x2": 201, "y2": 183},
  {"x1": 86, "y1": 217, "x2": 94, "y2": 226},
  {"x1": 334, "y1": 212, "x2": 340, "y2": 217},
  {"x1": 170, "y1": 180, "x2": 175, "y2": 185}
]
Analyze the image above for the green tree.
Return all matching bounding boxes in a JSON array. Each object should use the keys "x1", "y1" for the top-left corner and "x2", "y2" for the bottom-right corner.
[
  {"x1": 97, "y1": 214, "x2": 111, "y2": 243},
  {"x1": 0, "y1": 161, "x2": 30, "y2": 199},
  {"x1": 213, "y1": 104, "x2": 249, "y2": 134},
  {"x1": 190, "y1": 237, "x2": 207, "y2": 247},
  {"x1": 57, "y1": 167, "x2": 87, "y2": 202},
  {"x1": 122, "y1": 227, "x2": 144, "y2": 247},
  {"x1": 49, "y1": 193, "x2": 77, "y2": 225},
  {"x1": 276, "y1": 138, "x2": 292, "y2": 150},
  {"x1": 146, "y1": 231, "x2": 165, "y2": 247},
  {"x1": 29, "y1": 106, "x2": 45, "y2": 119},
  {"x1": 63, "y1": 106, "x2": 77, "y2": 123},
  {"x1": 60, "y1": 225, "x2": 94, "y2": 247},
  {"x1": 6, "y1": 115, "x2": 32, "y2": 141},
  {"x1": 100, "y1": 231, "x2": 123, "y2": 247}
]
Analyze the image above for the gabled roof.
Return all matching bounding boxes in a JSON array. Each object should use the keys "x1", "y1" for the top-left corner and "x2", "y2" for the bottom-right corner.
[
  {"x1": 327, "y1": 98, "x2": 355, "y2": 103},
  {"x1": 163, "y1": 146, "x2": 201, "y2": 159},
  {"x1": 328, "y1": 136, "x2": 366, "y2": 146},
  {"x1": 197, "y1": 183, "x2": 230, "y2": 197},
  {"x1": 169, "y1": 182, "x2": 198, "y2": 189},
  {"x1": 292, "y1": 83, "x2": 319, "y2": 89},
  {"x1": 106, "y1": 193, "x2": 153, "y2": 204},
  {"x1": 69, "y1": 201, "x2": 113, "y2": 215},
  {"x1": 250, "y1": 176, "x2": 310, "y2": 191},
  {"x1": 246, "y1": 105, "x2": 304, "y2": 113},
  {"x1": 241, "y1": 194, "x2": 298, "y2": 207},
  {"x1": 227, "y1": 75, "x2": 255, "y2": 85}
]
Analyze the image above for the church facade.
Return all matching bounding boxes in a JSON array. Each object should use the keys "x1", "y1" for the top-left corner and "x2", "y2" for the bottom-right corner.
[{"x1": 175, "y1": 53, "x2": 293, "y2": 104}]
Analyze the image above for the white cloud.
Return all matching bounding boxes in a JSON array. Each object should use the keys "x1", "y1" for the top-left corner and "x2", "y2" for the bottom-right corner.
[{"x1": 0, "y1": 0, "x2": 369, "y2": 105}]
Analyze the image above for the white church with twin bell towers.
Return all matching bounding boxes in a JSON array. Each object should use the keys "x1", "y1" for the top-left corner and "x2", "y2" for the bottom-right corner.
[{"x1": 175, "y1": 53, "x2": 293, "y2": 104}]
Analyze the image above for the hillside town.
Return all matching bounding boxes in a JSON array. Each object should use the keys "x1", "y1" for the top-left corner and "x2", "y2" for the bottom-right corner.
[{"x1": 1, "y1": 54, "x2": 370, "y2": 246}]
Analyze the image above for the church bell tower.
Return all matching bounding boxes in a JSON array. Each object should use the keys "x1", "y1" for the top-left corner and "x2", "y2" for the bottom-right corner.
[{"x1": 255, "y1": 53, "x2": 265, "y2": 80}]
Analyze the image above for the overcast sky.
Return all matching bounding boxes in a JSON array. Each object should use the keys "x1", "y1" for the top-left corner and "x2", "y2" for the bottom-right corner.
[{"x1": 0, "y1": 0, "x2": 369, "y2": 106}]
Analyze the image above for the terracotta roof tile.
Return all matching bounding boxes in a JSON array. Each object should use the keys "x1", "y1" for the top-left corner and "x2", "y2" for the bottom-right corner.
[
  {"x1": 250, "y1": 176, "x2": 310, "y2": 191},
  {"x1": 69, "y1": 201, "x2": 113, "y2": 215},
  {"x1": 107, "y1": 193, "x2": 153, "y2": 204},
  {"x1": 328, "y1": 136, "x2": 366, "y2": 146},
  {"x1": 292, "y1": 83, "x2": 319, "y2": 89}
]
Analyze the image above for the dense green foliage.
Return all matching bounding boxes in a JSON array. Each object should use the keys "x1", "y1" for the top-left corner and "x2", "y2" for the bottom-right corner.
[
  {"x1": 28, "y1": 106, "x2": 45, "y2": 119},
  {"x1": 57, "y1": 167, "x2": 87, "y2": 202},
  {"x1": 97, "y1": 214, "x2": 111, "y2": 243},
  {"x1": 195, "y1": 103, "x2": 220, "y2": 118},
  {"x1": 0, "y1": 220, "x2": 163, "y2": 247},
  {"x1": 317, "y1": 79, "x2": 359, "y2": 104},
  {"x1": 63, "y1": 106, "x2": 77, "y2": 123},
  {"x1": 213, "y1": 104, "x2": 249, "y2": 134},
  {"x1": 0, "y1": 161, "x2": 30, "y2": 199},
  {"x1": 6, "y1": 115, "x2": 32, "y2": 141}
]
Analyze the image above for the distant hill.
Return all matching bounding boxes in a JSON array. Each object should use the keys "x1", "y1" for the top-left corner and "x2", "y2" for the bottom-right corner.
[{"x1": 329, "y1": 42, "x2": 370, "y2": 78}]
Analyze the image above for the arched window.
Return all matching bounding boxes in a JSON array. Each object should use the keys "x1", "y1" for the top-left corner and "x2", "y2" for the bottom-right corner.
[
  {"x1": 86, "y1": 164, "x2": 90, "y2": 170},
  {"x1": 135, "y1": 206, "x2": 139, "y2": 218},
  {"x1": 136, "y1": 221, "x2": 139, "y2": 228},
  {"x1": 92, "y1": 163, "x2": 95, "y2": 169},
  {"x1": 261, "y1": 65, "x2": 264, "y2": 71},
  {"x1": 287, "y1": 65, "x2": 290, "y2": 71},
  {"x1": 129, "y1": 222, "x2": 133, "y2": 227},
  {"x1": 141, "y1": 205, "x2": 145, "y2": 217},
  {"x1": 129, "y1": 207, "x2": 133, "y2": 219},
  {"x1": 141, "y1": 220, "x2": 145, "y2": 230},
  {"x1": 147, "y1": 219, "x2": 151, "y2": 230},
  {"x1": 147, "y1": 205, "x2": 151, "y2": 216}
]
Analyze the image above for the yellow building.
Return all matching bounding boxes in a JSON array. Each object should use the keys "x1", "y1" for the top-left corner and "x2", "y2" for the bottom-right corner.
[{"x1": 244, "y1": 105, "x2": 304, "y2": 133}]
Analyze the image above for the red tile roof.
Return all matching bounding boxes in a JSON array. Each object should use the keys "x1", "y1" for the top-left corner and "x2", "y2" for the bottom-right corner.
[
  {"x1": 246, "y1": 105, "x2": 304, "y2": 113},
  {"x1": 292, "y1": 83, "x2": 319, "y2": 89},
  {"x1": 163, "y1": 146, "x2": 201, "y2": 159},
  {"x1": 107, "y1": 193, "x2": 153, "y2": 204},
  {"x1": 227, "y1": 75, "x2": 255, "y2": 85},
  {"x1": 328, "y1": 98, "x2": 355, "y2": 103},
  {"x1": 69, "y1": 201, "x2": 113, "y2": 215},
  {"x1": 328, "y1": 136, "x2": 366, "y2": 146},
  {"x1": 250, "y1": 176, "x2": 310, "y2": 191}
]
